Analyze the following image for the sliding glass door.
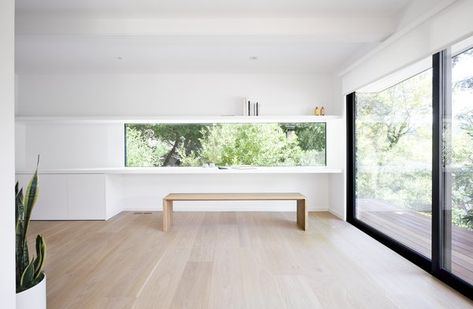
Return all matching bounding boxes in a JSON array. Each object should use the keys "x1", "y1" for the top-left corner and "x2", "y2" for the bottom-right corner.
[
  {"x1": 443, "y1": 44, "x2": 473, "y2": 285},
  {"x1": 347, "y1": 37, "x2": 473, "y2": 298},
  {"x1": 353, "y1": 59, "x2": 433, "y2": 258}
]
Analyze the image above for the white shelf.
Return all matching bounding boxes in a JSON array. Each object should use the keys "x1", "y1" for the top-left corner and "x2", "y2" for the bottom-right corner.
[
  {"x1": 15, "y1": 115, "x2": 341, "y2": 124},
  {"x1": 16, "y1": 166, "x2": 343, "y2": 175}
]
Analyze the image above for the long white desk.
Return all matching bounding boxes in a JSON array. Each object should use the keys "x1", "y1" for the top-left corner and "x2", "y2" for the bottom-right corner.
[{"x1": 16, "y1": 166, "x2": 342, "y2": 175}]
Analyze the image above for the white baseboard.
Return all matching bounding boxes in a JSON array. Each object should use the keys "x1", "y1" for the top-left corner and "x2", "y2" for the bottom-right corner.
[{"x1": 328, "y1": 208, "x2": 345, "y2": 220}]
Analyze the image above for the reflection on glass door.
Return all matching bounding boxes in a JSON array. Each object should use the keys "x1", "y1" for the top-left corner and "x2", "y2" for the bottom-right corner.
[
  {"x1": 444, "y1": 44, "x2": 473, "y2": 284},
  {"x1": 355, "y1": 61, "x2": 433, "y2": 258}
]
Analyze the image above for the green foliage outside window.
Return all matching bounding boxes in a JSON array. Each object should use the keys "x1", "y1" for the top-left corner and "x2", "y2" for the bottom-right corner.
[
  {"x1": 356, "y1": 47, "x2": 473, "y2": 231},
  {"x1": 449, "y1": 48, "x2": 473, "y2": 231},
  {"x1": 356, "y1": 69, "x2": 433, "y2": 212},
  {"x1": 126, "y1": 122, "x2": 326, "y2": 168}
]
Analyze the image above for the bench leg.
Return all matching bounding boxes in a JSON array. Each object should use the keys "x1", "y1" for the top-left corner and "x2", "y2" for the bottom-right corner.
[
  {"x1": 163, "y1": 200, "x2": 173, "y2": 232},
  {"x1": 297, "y1": 199, "x2": 307, "y2": 230}
]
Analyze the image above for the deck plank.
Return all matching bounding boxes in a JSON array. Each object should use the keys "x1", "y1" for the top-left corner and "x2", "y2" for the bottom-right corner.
[{"x1": 358, "y1": 199, "x2": 473, "y2": 285}]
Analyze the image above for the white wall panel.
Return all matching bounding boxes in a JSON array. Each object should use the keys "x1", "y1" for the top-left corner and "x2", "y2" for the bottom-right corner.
[
  {"x1": 17, "y1": 174, "x2": 106, "y2": 220},
  {"x1": 105, "y1": 175, "x2": 124, "y2": 219},
  {"x1": 116, "y1": 173, "x2": 328, "y2": 212},
  {"x1": 29, "y1": 175, "x2": 68, "y2": 220},
  {"x1": 17, "y1": 123, "x2": 124, "y2": 170},
  {"x1": 16, "y1": 73, "x2": 336, "y2": 117},
  {"x1": 68, "y1": 175, "x2": 106, "y2": 220},
  {"x1": 0, "y1": 0, "x2": 16, "y2": 305}
]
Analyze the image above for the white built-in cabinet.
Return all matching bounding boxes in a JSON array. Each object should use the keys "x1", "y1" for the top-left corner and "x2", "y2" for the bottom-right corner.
[{"x1": 17, "y1": 174, "x2": 106, "y2": 220}]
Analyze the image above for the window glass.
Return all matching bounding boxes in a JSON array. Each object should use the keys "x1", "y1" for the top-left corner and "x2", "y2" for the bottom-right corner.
[
  {"x1": 355, "y1": 61, "x2": 433, "y2": 258},
  {"x1": 125, "y1": 123, "x2": 326, "y2": 167},
  {"x1": 444, "y1": 45, "x2": 473, "y2": 283}
]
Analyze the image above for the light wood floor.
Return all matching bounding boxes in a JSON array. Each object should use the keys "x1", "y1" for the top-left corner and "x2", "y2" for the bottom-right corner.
[{"x1": 29, "y1": 212, "x2": 473, "y2": 309}]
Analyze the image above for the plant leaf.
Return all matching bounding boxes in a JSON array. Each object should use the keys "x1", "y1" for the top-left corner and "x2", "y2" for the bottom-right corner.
[
  {"x1": 19, "y1": 260, "x2": 36, "y2": 291},
  {"x1": 16, "y1": 157, "x2": 40, "y2": 292},
  {"x1": 33, "y1": 235, "x2": 46, "y2": 279},
  {"x1": 15, "y1": 186, "x2": 26, "y2": 287},
  {"x1": 23, "y1": 166, "x2": 39, "y2": 236},
  {"x1": 16, "y1": 156, "x2": 46, "y2": 293},
  {"x1": 32, "y1": 272, "x2": 45, "y2": 287},
  {"x1": 15, "y1": 183, "x2": 20, "y2": 226}
]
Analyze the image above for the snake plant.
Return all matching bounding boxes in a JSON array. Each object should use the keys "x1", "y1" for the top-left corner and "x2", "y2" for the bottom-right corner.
[{"x1": 16, "y1": 158, "x2": 46, "y2": 293}]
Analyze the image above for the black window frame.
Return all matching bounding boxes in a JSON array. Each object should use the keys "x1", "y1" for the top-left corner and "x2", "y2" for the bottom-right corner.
[{"x1": 347, "y1": 51, "x2": 473, "y2": 300}]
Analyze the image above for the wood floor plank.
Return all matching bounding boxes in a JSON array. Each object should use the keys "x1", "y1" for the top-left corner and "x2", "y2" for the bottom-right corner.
[
  {"x1": 170, "y1": 261, "x2": 214, "y2": 309},
  {"x1": 208, "y1": 246, "x2": 246, "y2": 309}
]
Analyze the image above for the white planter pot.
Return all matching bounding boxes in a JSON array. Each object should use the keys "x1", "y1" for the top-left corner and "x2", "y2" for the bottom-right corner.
[{"x1": 16, "y1": 275, "x2": 46, "y2": 309}]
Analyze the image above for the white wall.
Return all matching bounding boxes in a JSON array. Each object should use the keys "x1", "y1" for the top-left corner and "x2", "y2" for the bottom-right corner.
[
  {"x1": 111, "y1": 173, "x2": 329, "y2": 213},
  {"x1": 16, "y1": 73, "x2": 337, "y2": 116},
  {"x1": 328, "y1": 78, "x2": 346, "y2": 219},
  {"x1": 15, "y1": 72, "x2": 343, "y2": 214},
  {"x1": 0, "y1": 0, "x2": 16, "y2": 307},
  {"x1": 15, "y1": 123, "x2": 124, "y2": 170},
  {"x1": 15, "y1": 72, "x2": 338, "y2": 171},
  {"x1": 15, "y1": 120, "x2": 337, "y2": 213},
  {"x1": 342, "y1": 0, "x2": 473, "y2": 93}
]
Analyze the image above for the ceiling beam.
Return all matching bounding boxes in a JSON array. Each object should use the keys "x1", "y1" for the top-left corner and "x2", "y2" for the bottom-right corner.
[{"x1": 16, "y1": 14, "x2": 397, "y2": 43}]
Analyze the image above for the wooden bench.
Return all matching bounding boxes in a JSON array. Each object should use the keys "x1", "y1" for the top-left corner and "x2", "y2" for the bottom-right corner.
[{"x1": 162, "y1": 193, "x2": 307, "y2": 232}]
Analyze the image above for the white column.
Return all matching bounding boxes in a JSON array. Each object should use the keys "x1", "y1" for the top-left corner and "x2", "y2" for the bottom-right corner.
[{"x1": 0, "y1": 0, "x2": 16, "y2": 307}]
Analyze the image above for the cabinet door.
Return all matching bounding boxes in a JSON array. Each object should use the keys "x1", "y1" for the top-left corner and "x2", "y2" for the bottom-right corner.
[
  {"x1": 18, "y1": 174, "x2": 69, "y2": 220},
  {"x1": 68, "y1": 174, "x2": 106, "y2": 220}
]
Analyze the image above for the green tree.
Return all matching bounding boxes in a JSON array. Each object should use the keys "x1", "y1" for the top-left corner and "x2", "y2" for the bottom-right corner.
[
  {"x1": 127, "y1": 124, "x2": 207, "y2": 166},
  {"x1": 449, "y1": 47, "x2": 473, "y2": 230},
  {"x1": 280, "y1": 123, "x2": 326, "y2": 151},
  {"x1": 126, "y1": 126, "x2": 158, "y2": 167},
  {"x1": 197, "y1": 124, "x2": 304, "y2": 166},
  {"x1": 451, "y1": 112, "x2": 473, "y2": 230},
  {"x1": 356, "y1": 69, "x2": 432, "y2": 210},
  {"x1": 126, "y1": 123, "x2": 326, "y2": 168}
]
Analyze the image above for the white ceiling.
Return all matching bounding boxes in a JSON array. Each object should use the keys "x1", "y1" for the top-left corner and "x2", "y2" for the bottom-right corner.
[
  {"x1": 16, "y1": 0, "x2": 411, "y2": 18},
  {"x1": 16, "y1": 35, "x2": 376, "y2": 74},
  {"x1": 15, "y1": 0, "x2": 417, "y2": 74}
]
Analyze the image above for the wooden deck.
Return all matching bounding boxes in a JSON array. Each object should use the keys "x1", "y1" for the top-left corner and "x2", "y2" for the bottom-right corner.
[{"x1": 358, "y1": 199, "x2": 473, "y2": 285}]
